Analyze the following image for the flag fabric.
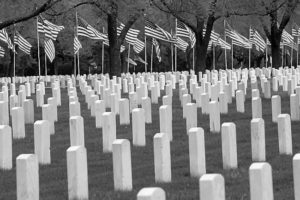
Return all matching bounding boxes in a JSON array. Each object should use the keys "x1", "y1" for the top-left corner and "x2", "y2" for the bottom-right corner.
[
  {"x1": 282, "y1": 30, "x2": 294, "y2": 44},
  {"x1": 0, "y1": 28, "x2": 14, "y2": 50},
  {"x1": 225, "y1": 21, "x2": 251, "y2": 49},
  {"x1": 175, "y1": 37, "x2": 189, "y2": 52},
  {"x1": 249, "y1": 27, "x2": 266, "y2": 52},
  {"x1": 0, "y1": 46, "x2": 4, "y2": 57},
  {"x1": 203, "y1": 28, "x2": 220, "y2": 44},
  {"x1": 125, "y1": 57, "x2": 137, "y2": 66},
  {"x1": 152, "y1": 38, "x2": 161, "y2": 62},
  {"x1": 74, "y1": 36, "x2": 82, "y2": 54},
  {"x1": 217, "y1": 38, "x2": 231, "y2": 50},
  {"x1": 117, "y1": 22, "x2": 140, "y2": 45},
  {"x1": 44, "y1": 39, "x2": 55, "y2": 62},
  {"x1": 38, "y1": 16, "x2": 64, "y2": 41},
  {"x1": 77, "y1": 17, "x2": 105, "y2": 40},
  {"x1": 292, "y1": 23, "x2": 300, "y2": 37},
  {"x1": 134, "y1": 55, "x2": 147, "y2": 65},
  {"x1": 176, "y1": 20, "x2": 196, "y2": 48},
  {"x1": 102, "y1": 35, "x2": 126, "y2": 53},
  {"x1": 133, "y1": 38, "x2": 144, "y2": 54},
  {"x1": 145, "y1": 17, "x2": 175, "y2": 43},
  {"x1": 14, "y1": 31, "x2": 32, "y2": 55}
]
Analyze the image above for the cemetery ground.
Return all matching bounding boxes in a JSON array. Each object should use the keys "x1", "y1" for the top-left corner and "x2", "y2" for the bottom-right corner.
[{"x1": 0, "y1": 79, "x2": 299, "y2": 200}]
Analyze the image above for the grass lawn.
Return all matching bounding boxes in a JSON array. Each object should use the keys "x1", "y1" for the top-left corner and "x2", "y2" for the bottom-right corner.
[{"x1": 0, "y1": 78, "x2": 299, "y2": 200}]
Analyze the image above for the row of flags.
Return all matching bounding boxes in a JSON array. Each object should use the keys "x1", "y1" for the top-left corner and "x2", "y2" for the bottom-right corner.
[{"x1": 1, "y1": 15, "x2": 300, "y2": 67}]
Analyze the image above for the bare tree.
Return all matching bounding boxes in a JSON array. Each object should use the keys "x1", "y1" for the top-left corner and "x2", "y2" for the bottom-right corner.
[{"x1": 0, "y1": 0, "x2": 63, "y2": 30}]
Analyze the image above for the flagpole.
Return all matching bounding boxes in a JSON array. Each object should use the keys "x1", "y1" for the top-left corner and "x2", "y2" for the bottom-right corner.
[
  {"x1": 291, "y1": 45, "x2": 293, "y2": 67},
  {"x1": 171, "y1": 43, "x2": 174, "y2": 72},
  {"x1": 73, "y1": 27, "x2": 77, "y2": 77},
  {"x1": 224, "y1": 20, "x2": 228, "y2": 70},
  {"x1": 127, "y1": 44, "x2": 130, "y2": 73},
  {"x1": 175, "y1": 18, "x2": 177, "y2": 72},
  {"x1": 282, "y1": 45, "x2": 284, "y2": 67},
  {"x1": 45, "y1": 54, "x2": 47, "y2": 76},
  {"x1": 76, "y1": 10, "x2": 80, "y2": 76},
  {"x1": 144, "y1": 35, "x2": 147, "y2": 72},
  {"x1": 297, "y1": 37, "x2": 299, "y2": 67},
  {"x1": 265, "y1": 39, "x2": 268, "y2": 67},
  {"x1": 13, "y1": 24, "x2": 16, "y2": 82},
  {"x1": 192, "y1": 47, "x2": 195, "y2": 71},
  {"x1": 249, "y1": 26, "x2": 251, "y2": 69},
  {"x1": 102, "y1": 27, "x2": 105, "y2": 75},
  {"x1": 151, "y1": 43, "x2": 153, "y2": 73},
  {"x1": 213, "y1": 44, "x2": 216, "y2": 70},
  {"x1": 231, "y1": 41, "x2": 233, "y2": 69},
  {"x1": 36, "y1": 15, "x2": 41, "y2": 80}
]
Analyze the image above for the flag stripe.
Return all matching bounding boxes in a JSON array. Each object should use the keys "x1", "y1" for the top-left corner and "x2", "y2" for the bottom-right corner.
[{"x1": 14, "y1": 31, "x2": 32, "y2": 55}]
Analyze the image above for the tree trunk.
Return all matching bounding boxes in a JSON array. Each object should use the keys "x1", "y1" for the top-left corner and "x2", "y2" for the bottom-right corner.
[
  {"x1": 195, "y1": 40, "x2": 208, "y2": 74},
  {"x1": 107, "y1": 4, "x2": 121, "y2": 77},
  {"x1": 271, "y1": 34, "x2": 281, "y2": 69}
]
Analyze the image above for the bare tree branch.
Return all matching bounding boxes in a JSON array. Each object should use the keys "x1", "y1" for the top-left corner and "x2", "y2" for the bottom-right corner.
[{"x1": 0, "y1": 0, "x2": 63, "y2": 29}]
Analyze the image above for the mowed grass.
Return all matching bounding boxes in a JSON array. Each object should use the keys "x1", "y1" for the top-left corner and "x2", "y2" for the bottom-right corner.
[{"x1": 0, "y1": 78, "x2": 300, "y2": 200}]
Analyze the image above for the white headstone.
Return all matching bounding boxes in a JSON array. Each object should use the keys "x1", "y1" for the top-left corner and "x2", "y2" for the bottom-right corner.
[
  {"x1": 11, "y1": 107, "x2": 25, "y2": 139},
  {"x1": 209, "y1": 101, "x2": 220, "y2": 133},
  {"x1": 277, "y1": 114, "x2": 292, "y2": 155},
  {"x1": 102, "y1": 112, "x2": 116, "y2": 152},
  {"x1": 132, "y1": 108, "x2": 146, "y2": 146},
  {"x1": 249, "y1": 162, "x2": 273, "y2": 200},
  {"x1": 293, "y1": 154, "x2": 300, "y2": 200},
  {"x1": 67, "y1": 146, "x2": 88, "y2": 200},
  {"x1": 137, "y1": 187, "x2": 166, "y2": 200},
  {"x1": 154, "y1": 132, "x2": 171, "y2": 183},
  {"x1": 199, "y1": 174, "x2": 225, "y2": 200},
  {"x1": 0, "y1": 125, "x2": 12, "y2": 170},
  {"x1": 251, "y1": 118, "x2": 266, "y2": 161},
  {"x1": 159, "y1": 105, "x2": 172, "y2": 141},
  {"x1": 16, "y1": 154, "x2": 39, "y2": 200},
  {"x1": 221, "y1": 122, "x2": 238, "y2": 169},
  {"x1": 188, "y1": 127, "x2": 206, "y2": 178},
  {"x1": 271, "y1": 95, "x2": 281, "y2": 123},
  {"x1": 112, "y1": 139, "x2": 132, "y2": 191},
  {"x1": 34, "y1": 120, "x2": 50, "y2": 164},
  {"x1": 69, "y1": 116, "x2": 85, "y2": 147}
]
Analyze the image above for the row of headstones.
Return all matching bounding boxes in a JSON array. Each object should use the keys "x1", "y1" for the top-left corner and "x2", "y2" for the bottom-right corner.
[{"x1": 2, "y1": 121, "x2": 300, "y2": 199}]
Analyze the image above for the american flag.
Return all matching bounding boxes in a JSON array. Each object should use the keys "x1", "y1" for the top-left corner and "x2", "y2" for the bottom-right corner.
[
  {"x1": 152, "y1": 38, "x2": 161, "y2": 62},
  {"x1": 0, "y1": 45, "x2": 4, "y2": 57},
  {"x1": 249, "y1": 28, "x2": 266, "y2": 52},
  {"x1": 14, "y1": 31, "x2": 32, "y2": 55},
  {"x1": 145, "y1": 17, "x2": 175, "y2": 43},
  {"x1": 117, "y1": 22, "x2": 140, "y2": 45},
  {"x1": 38, "y1": 16, "x2": 64, "y2": 41},
  {"x1": 0, "y1": 28, "x2": 14, "y2": 51},
  {"x1": 176, "y1": 20, "x2": 196, "y2": 48},
  {"x1": 225, "y1": 28, "x2": 251, "y2": 48},
  {"x1": 77, "y1": 17, "x2": 106, "y2": 40},
  {"x1": 74, "y1": 36, "x2": 82, "y2": 54},
  {"x1": 133, "y1": 38, "x2": 144, "y2": 54},
  {"x1": 282, "y1": 29, "x2": 294, "y2": 44},
  {"x1": 102, "y1": 35, "x2": 126, "y2": 53},
  {"x1": 175, "y1": 37, "x2": 189, "y2": 52},
  {"x1": 217, "y1": 38, "x2": 231, "y2": 50},
  {"x1": 292, "y1": 23, "x2": 300, "y2": 37},
  {"x1": 44, "y1": 39, "x2": 55, "y2": 62}
]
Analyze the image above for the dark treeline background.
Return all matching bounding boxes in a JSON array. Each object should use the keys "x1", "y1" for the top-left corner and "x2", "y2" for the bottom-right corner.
[{"x1": 0, "y1": 0, "x2": 300, "y2": 77}]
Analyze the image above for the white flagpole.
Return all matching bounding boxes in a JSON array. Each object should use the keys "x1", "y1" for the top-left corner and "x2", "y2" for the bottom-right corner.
[
  {"x1": 151, "y1": 43, "x2": 153, "y2": 73},
  {"x1": 36, "y1": 16, "x2": 41, "y2": 80},
  {"x1": 45, "y1": 54, "x2": 47, "y2": 76},
  {"x1": 73, "y1": 28, "x2": 77, "y2": 77},
  {"x1": 144, "y1": 36, "x2": 147, "y2": 72},
  {"x1": 175, "y1": 18, "x2": 177, "y2": 72},
  {"x1": 231, "y1": 41, "x2": 234, "y2": 69},
  {"x1": 282, "y1": 45, "x2": 284, "y2": 67},
  {"x1": 171, "y1": 43, "x2": 174, "y2": 72},
  {"x1": 249, "y1": 26, "x2": 251, "y2": 69},
  {"x1": 192, "y1": 47, "x2": 195, "y2": 71},
  {"x1": 265, "y1": 39, "x2": 268, "y2": 67},
  {"x1": 102, "y1": 27, "x2": 105, "y2": 75},
  {"x1": 291, "y1": 45, "x2": 293, "y2": 67},
  {"x1": 224, "y1": 20, "x2": 228, "y2": 70},
  {"x1": 13, "y1": 25, "x2": 16, "y2": 82},
  {"x1": 127, "y1": 44, "x2": 130, "y2": 73},
  {"x1": 76, "y1": 11, "x2": 80, "y2": 76},
  {"x1": 213, "y1": 44, "x2": 216, "y2": 70},
  {"x1": 297, "y1": 37, "x2": 299, "y2": 67}
]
